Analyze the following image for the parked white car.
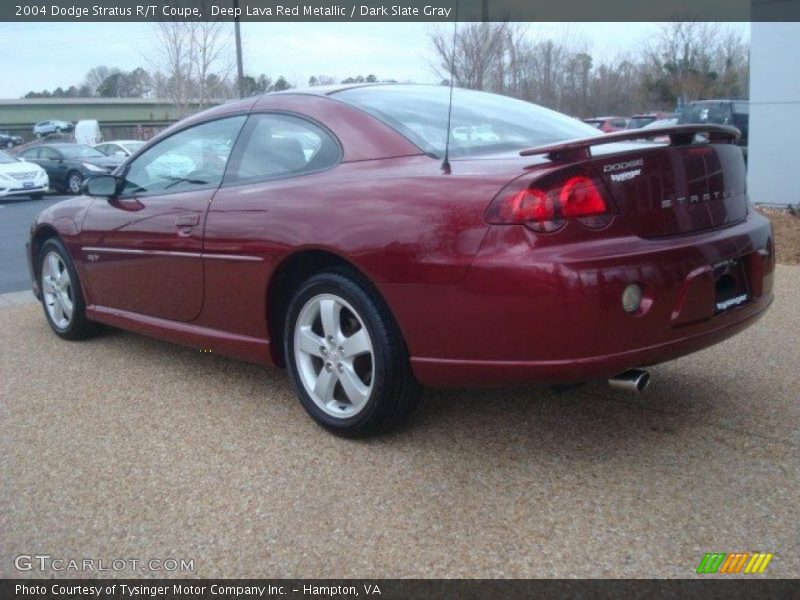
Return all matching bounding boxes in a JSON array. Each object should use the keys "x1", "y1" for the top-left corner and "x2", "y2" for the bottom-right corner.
[
  {"x1": 0, "y1": 150, "x2": 48, "y2": 199},
  {"x1": 94, "y1": 139, "x2": 145, "y2": 158}
]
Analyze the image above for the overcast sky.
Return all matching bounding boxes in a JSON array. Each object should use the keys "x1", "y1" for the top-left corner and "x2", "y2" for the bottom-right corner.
[{"x1": 0, "y1": 22, "x2": 749, "y2": 99}]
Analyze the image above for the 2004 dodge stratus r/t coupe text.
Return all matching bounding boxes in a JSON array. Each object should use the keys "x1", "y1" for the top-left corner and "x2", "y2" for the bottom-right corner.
[{"x1": 27, "y1": 85, "x2": 774, "y2": 436}]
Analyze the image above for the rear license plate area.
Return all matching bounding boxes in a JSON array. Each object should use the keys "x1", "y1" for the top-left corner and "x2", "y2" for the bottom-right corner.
[
  {"x1": 23, "y1": 182, "x2": 33, "y2": 188},
  {"x1": 713, "y1": 258, "x2": 749, "y2": 314}
]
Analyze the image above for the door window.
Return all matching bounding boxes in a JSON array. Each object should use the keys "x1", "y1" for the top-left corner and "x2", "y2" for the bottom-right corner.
[
  {"x1": 225, "y1": 113, "x2": 341, "y2": 185},
  {"x1": 39, "y1": 147, "x2": 60, "y2": 160},
  {"x1": 120, "y1": 116, "x2": 245, "y2": 196}
]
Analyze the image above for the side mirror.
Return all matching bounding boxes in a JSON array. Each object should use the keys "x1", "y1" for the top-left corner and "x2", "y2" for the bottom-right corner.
[{"x1": 83, "y1": 174, "x2": 120, "y2": 197}]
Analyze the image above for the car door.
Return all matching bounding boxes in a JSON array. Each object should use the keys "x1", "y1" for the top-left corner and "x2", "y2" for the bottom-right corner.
[
  {"x1": 80, "y1": 115, "x2": 246, "y2": 322},
  {"x1": 34, "y1": 147, "x2": 66, "y2": 187}
]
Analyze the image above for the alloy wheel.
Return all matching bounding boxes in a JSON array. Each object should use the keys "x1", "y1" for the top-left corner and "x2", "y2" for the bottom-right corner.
[
  {"x1": 68, "y1": 174, "x2": 82, "y2": 194},
  {"x1": 293, "y1": 293, "x2": 375, "y2": 418},
  {"x1": 42, "y1": 251, "x2": 74, "y2": 329}
]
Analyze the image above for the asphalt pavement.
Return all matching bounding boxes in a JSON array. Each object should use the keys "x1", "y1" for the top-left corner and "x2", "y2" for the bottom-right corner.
[
  {"x1": 1, "y1": 266, "x2": 798, "y2": 578},
  {"x1": 0, "y1": 194, "x2": 70, "y2": 293}
]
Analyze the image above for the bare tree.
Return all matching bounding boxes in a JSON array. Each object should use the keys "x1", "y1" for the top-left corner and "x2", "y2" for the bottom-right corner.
[
  {"x1": 641, "y1": 22, "x2": 749, "y2": 105},
  {"x1": 190, "y1": 17, "x2": 234, "y2": 109},
  {"x1": 148, "y1": 5, "x2": 234, "y2": 115},
  {"x1": 150, "y1": 21, "x2": 196, "y2": 115},
  {"x1": 83, "y1": 66, "x2": 120, "y2": 96},
  {"x1": 429, "y1": 22, "x2": 511, "y2": 91}
]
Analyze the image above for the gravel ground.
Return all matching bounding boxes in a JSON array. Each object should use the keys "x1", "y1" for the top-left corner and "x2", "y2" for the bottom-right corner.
[{"x1": 1, "y1": 266, "x2": 798, "y2": 579}]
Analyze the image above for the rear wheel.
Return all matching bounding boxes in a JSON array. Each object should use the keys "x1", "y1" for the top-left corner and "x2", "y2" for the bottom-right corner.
[
  {"x1": 284, "y1": 271, "x2": 421, "y2": 437},
  {"x1": 39, "y1": 238, "x2": 101, "y2": 340}
]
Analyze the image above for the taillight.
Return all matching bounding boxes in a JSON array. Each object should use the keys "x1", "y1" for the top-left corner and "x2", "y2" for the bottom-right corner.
[{"x1": 487, "y1": 170, "x2": 614, "y2": 233}]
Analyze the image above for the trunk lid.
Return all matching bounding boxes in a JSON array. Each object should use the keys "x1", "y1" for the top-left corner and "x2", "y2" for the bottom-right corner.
[
  {"x1": 592, "y1": 142, "x2": 748, "y2": 238},
  {"x1": 517, "y1": 125, "x2": 748, "y2": 238}
]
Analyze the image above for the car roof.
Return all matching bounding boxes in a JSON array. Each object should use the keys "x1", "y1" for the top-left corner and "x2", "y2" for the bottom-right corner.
[
  {"x1": 36, "y1": 143, "x2": 86, "y2": 149},
  {"x1": 99, "y1": 140, "x2": 142, "y2": 145},
  {"x1": 270, "y1": 83, "x2": 426, "y2": 97}
]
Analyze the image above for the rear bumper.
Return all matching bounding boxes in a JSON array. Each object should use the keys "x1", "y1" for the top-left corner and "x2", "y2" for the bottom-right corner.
[
  {"x1": 387, "y1": 211, "x2": 775, "y2": 387},
  {"x1": 410, "y1": 299, "x2": 770, "y2": 386}
]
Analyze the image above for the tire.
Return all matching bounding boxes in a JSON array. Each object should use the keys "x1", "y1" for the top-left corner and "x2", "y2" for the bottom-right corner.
[
  {"x1": 284, "y1": 270, "x2": 421, "y2": 437},
  {"x1": 67, "y1": 171, "x2": 83, "y2": 194},
  {"x1": 38, "y1": 237, "x2": 101, "y2": 341},
  {"x1": 55, "y1": 127, "x2": 62, "y2": 134}
]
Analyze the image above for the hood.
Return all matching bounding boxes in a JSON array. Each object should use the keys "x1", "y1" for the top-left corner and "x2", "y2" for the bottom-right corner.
[{"x1": 0, "y1": 160, "x2": 45, "y2": 177}]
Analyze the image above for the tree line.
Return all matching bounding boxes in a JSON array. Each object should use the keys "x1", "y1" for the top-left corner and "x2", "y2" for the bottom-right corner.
[
  {"x1": 429, "y1": 22, "x2": 750, "y2": 117},
  {"x1": 23, "y1": 21, "x2": 747, "y2": 120}
]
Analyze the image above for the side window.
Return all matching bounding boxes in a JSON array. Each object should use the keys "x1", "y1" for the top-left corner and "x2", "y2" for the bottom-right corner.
[
  {"x1": 21, "y1": 148, "x2": 40, "y2": 159},
  {"x1": 225, "y1": 113, "x2": 341, "y2": 185},
  {"x1": 39, "y1": 147, "x2": 59, "y2": 160},
  {"x1": 95, "y1": 144, "x2": 109, "y2": 155},
  {"x1": 121, "y1": 116, "x2": 245, "y2": 195}
]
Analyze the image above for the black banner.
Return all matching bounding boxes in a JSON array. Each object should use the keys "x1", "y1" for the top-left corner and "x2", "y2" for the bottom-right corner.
[
  {"x1": 3, "y1": 579, "x2": 800, "y2": 600},
  {"x1": 2, "y1": 0, "x2": 800, "y2": 22}
]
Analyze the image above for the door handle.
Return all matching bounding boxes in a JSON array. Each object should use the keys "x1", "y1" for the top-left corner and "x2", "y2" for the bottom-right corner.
[{"x1": 174, "y1": 214, "x2": 199, "y2": 228}]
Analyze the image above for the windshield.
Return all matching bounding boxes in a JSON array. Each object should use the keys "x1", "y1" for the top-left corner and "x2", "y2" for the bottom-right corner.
[
  {"x1": 334, "y1": 85, "x2": 600, "y2": 158},
  {"x1": 0, "y1": 151, "x2": 18, "y2": 164},
  {"x1": 121, "y1": 142, "x2": 145, "y2": 153},
  {"x1": 59, "y1": 145, "x2": 105, "y2": 159}
]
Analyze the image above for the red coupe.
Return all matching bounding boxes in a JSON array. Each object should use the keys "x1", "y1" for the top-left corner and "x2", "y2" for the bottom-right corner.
[{"x1": 27, "y1": 85, "x2": 774, "y2": 436}]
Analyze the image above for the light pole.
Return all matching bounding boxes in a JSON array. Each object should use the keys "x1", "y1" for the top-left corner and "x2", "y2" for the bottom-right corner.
[{"x1": 233, "y1": 0, "x2": 245, "y2": 98}]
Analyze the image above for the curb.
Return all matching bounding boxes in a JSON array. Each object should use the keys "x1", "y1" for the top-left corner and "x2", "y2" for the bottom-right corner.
[{"x1": 0, "y1": 290, "x2": 38, "y2": 310}]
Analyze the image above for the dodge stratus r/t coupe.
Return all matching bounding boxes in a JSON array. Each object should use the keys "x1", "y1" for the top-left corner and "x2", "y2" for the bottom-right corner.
[{"x1": 27, "y1": 85, "x2": 774, "y2": 436}]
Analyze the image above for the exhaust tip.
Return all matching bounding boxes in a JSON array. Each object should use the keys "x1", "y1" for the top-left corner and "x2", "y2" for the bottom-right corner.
[{"x1": 608, "y1": 369, "x2": 651, "y2": 393}]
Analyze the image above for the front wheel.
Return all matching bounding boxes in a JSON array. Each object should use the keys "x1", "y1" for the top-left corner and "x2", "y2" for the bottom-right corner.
[
  {"x1": 67, "y1": 171, "x2": 83, "y2": 194},
  {"x1": 284, "y1": 271, "x2": 421, "y2": 437},
  {"x1": 39, "y1": 238, "x2": 101, "y2": 340}
]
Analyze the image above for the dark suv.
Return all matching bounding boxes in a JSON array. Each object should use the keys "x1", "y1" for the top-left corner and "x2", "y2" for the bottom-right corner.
[{"x1": 678, "y1": 100, "x2": 749, "y2": 160}]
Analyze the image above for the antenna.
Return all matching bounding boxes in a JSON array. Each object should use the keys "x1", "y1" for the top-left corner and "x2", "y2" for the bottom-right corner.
[{"x1": 441, "y1": 0, "x2": 459, "y2": 174}]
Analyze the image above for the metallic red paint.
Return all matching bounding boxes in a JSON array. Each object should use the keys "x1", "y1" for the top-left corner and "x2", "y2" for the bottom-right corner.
[{"x1": 28, "y1": 90, "x2": 774, "y2": 389}]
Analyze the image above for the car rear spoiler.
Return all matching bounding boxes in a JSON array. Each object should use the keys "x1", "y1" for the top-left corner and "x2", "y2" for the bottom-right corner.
[{"x1": 519, "y1": 124, "x2": 741, "y2": 162}]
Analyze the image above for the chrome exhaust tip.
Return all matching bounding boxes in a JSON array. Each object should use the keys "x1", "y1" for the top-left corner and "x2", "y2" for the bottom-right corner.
[{"x1": 608, "y1": 369, "x2": 651, "y2": 393}]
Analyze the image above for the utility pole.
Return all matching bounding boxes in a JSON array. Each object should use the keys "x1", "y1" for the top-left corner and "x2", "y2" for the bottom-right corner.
[{"x1": 233, "y1": 0, "x2": 245, "y2": 98}]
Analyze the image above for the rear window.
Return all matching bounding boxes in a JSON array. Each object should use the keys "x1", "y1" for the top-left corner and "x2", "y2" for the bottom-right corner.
[
  {"x1": 679, "y1": 103, "x2": 733, "y2": 126},
  {"x1": 334, "y1": 85, "x2": 599, "y2": 158},
  {"x1": 59, "y1": 145, "x2": 105, "y2": 159},
  {"x1": 627, "y1": 116, "x2": 655, "y2": 129}
]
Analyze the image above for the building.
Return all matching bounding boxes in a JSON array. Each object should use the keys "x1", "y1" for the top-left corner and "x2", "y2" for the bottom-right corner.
[
  {"x1": 0, "y1": 97, "x2": 222, "y2": 142},
  {"x1": 748, "y1": 21, "x2": 800, "y2": 206}
]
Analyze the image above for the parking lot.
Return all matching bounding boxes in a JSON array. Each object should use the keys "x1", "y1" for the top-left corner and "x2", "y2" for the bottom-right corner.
[
  {"x1": 1, "y1": 264, "x2": 798, "y2": 578},
  {"x1": 0, "y1": 194, "x2": 69, "y2": 293}
]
